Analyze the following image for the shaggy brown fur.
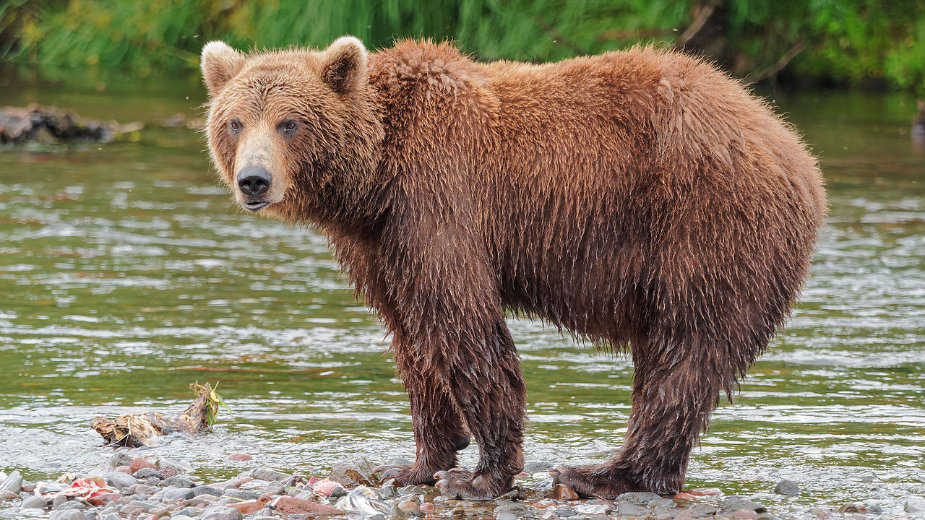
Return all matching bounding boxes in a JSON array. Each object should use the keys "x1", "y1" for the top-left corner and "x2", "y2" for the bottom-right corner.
[{"x1": 201, "y1": 37, "x2": 825, "y2": 500}]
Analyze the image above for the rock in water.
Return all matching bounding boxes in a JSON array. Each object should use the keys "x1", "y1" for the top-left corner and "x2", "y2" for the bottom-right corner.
[
  {"x1": 0, "y1": 470, "x2": 23, "y2": 494},
  {"x1": 773, "y1": 480, "x2": 800, "y2": 496},
  {"x1": 0, "y1": 105, "x2": 142, "y2": 145},
  {"x1": 328, "y1": 457, "x2": 378, "y2": 487}
]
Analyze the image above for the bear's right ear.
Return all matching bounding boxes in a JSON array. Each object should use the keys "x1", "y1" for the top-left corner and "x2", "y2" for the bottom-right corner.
[
  {"x1": 201, "y1": 41, "x2": 245, "y2": 96},
  {"x1": 320, "y1": 36, "x2": 368, "y2": 95}
]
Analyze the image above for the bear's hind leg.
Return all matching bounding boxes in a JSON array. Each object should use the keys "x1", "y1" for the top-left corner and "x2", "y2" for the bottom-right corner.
[
  {"x1": 376, "y1": 342, "x2": 470, "y2": 485},
  {"x1": 554, "y1": 342, "x2": 727, "y2": 497}
]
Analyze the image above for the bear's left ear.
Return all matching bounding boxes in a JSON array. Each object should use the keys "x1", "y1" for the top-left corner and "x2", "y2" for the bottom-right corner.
[{"x1": 320, "y1": 36, "x2": 368, "y2": 94}]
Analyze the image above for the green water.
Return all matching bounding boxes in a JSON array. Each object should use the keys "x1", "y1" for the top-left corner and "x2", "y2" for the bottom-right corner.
[{"x1": 0, "y1": 75, "x2": 923, "y2": 517}]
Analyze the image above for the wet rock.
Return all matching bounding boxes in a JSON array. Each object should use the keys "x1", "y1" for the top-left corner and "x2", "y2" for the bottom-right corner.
[
  {"x1": 398, "y1": 484, "x2": 427, "y2": 495},
  {"x1": 130, "y1": 458, "x2": 157, "y2": 474},
  {"x1": 227, "y1": 453, "x2": 252, "y2": 461},
  {"x1": 556, "y1": 505, "x2": 577, "y2": 517},
  {"x1": 572, "y1": 501, "x2": 611, "y2": 515},
  {"x1": 494, "y1": 502, "x2": 536, "y2": 519},
  {"x1": 162, "y1": 476, "x2": 195, "y2": 488},
  {"x1": 867, "y1": 504, "x2": 883, "y2": 514},
  {"x1": 21, "y1": 495, "x2": 49, "y2": 509},
  {"x1": 905, "y1": 496, "x2": 925, "y2": 514},
  {"x1": 49, "y1": 510, "x2": 88, "y2": 520},
  {"x1": 273, "y1": 496, "x2": 344, "y2": 516},
  {"x1": 221, "y1": 488, "x2": 260, "y2": 501},
  {"x1": 773, "y1": 479, "x2": 800, "y2": 496},
  {"x1": 722, "y1": 496, "x2": 766, "y2": 513},
  {"x1": 103, "y1": 472, "x2": 137, "y2": 489},
  {"x1": 329, "y1": 456, "x2": 378, "y2": 487},
  {"x1": 228, "y1": 500, "x2": 265, "y2": 514},
  {"x1": 691, "y1": 504, "x2": 719, "y2": 516},
  {"x1": 192, "y1": 485, "x2": 223, "y2": 497},
  {"x1": 617, "y1": 502, "x2": 651, "y2": 516},
  {"x1": 616, "y1": 491, "x2": 663, "y2": 505},
  {"x1": 55, "y1": 501, "x2": 89, "y2": 511},
  {"x1": 129, "y1": 484, "x2": 158, "y2": 496},
  {"x1": 857, "y1": 471, "x2": 879, "y2": 482},
  {"x1": 524, "y1": 460, "x2": 555, "y2": 473},
  {"x1": 334, "y1": 486, "x2": 390, "y2": 516},
  {"x1": 548, "y1": 484, "x2": 578, "y2": 500},
  {"x1": 161, "y1": 487, "x2": 195, "y2": 501},
  {"x1": 377, "y1": 482, "x2": 397, "y2": 500},
  {"x1": 52, "y1": 494, "x2": 67, "y2": 509},
  {"x1": 419, "y1": 502, "x2": 436, "y2": 514},
  {"x1": 649, "y1": 497, "x2": 675, "y2": 509},
  {"x1": 252, "y1": 467, "x2": 290, "y2": 482},
  {"x1": 88, "y1": 493, "x2": 120, "y2": 506},
  {"x1": 397, "y1": 498, "x2": 420, "y2": 515},
  {"x1": 100, "y1": 513, "x2": 120, "y2": 520},
  {"x1": 0, "y1": 470, "x2": 23, "y2": 494},
  {"x1": 732, "y1": 509, "x2": 759, "y2": 520},
  {"x1": 133, "y1": 468, "x2": 163, "y2": 480},
  {"x1": 201, "y1": 504, "x2": 243, "y2": 520}
]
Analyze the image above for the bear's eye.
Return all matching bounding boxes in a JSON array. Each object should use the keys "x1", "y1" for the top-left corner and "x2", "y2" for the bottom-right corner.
[
  {"x1": 228, "y1": 119, "x2": 242, "y2": 134},
  {"x1": 279, "y1": 120, "x2": 298, "y2": 136}
]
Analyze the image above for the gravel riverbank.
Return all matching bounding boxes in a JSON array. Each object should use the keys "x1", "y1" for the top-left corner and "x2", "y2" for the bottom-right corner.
[{"x1": 1, "y1": 454, "x2": 920, "y2": 520}]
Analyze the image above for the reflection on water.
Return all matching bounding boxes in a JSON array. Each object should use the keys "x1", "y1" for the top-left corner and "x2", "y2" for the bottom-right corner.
[{"x1": 0, "y1": 78, "x2": 922, "y2": 516}]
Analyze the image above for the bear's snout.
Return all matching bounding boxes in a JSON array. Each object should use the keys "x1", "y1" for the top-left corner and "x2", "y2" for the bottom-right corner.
[{"x1": 236, "y1": 166, "x2": 273, "y2": 211}]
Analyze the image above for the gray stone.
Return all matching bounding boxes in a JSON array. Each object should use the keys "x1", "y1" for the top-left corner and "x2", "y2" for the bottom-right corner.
[
  {"x1": 126, "y1": 500, "x2": 156, "y2": 512},
  {"x1": 103, "y1": 472, "x2": 137, "y2": 489},
  {"x1": 0, "y1": 470, "x2": 23, "y2": 494},
  {"x1": 162, "y1": 476, "x2": 195, "y2": 488},
  {"x1": 101, "y1": 513, "x2": 120, "y2": 520},
  {"x1": 573, "y1": 502, "x2": 610, "y2": 515},
  {"x1": 55, "y1": 501, "x2": 88, "y2": 511},
  {"x1": 52, "y1": 494, "x2": 67, "y2": 508},
  {"x1": 192, "y1": 485, "x2": 223, "y2": 497},
  {"x1": 21, "y1": 495, "x2": 48, "y2": 509},
  {"x1": 108, "y1": 452, "x2": 134, "y2": 470},
  {"x1": 691, "y1": 504, "x2": 719, "y2": 516},
  {"x1": 133, "y1": 468, "x2": 163, "y2": 480},
  {"x1": 262, "y1": 481, "x2": 285, "y2": 495},
  {"x1": 50, "y1": 510, "x2": 88, "y2": 520},
  {"x1": 201, "y1": 504, "x2": 243, "y2": 520},
  {"x1": 648, "y1": 497, "x2": 675, "y2": 509},
  {"x1": 329, "y1": 456, "x2": 378, "y2": 487},
  {"x1": 722, "y1": 496, "x2": 766, "y2": 513},
  {"x1": 221, "y1": 488, "x2": 260, "y2": 501},
  {"x1": 906, "y1": 496, "x2": 925, "y2": 514},
  {"x1": 867, "y1": 504, "x2": 884, "y2": 514},
  {"x1": 252, "y1": 467, "x2": 291, "y2": 482},
  {"x1": 773, "y1": 479, "x2": 800, "y2": 496},
  {"x1": 615, "y1": 491, "x2": 662, "y2": 505},
  {"x1": 556, "y1": 505, "x2": 577, "y2": 517},
  {"x1": 524, "y1": 460, "x2": 555, "y2": 473},
  {"x1": 162, "y1": 487, "x2": 195, "y2": 501},
  {"x1": 170, "y1": 516, "x2": 193, "y2": 520},
  {"x1": 494, "y1": 502, "x2": 536, "y2": 520},
  {"x1": 617, "y1": 502, "x2": 651, "y2": 516}
]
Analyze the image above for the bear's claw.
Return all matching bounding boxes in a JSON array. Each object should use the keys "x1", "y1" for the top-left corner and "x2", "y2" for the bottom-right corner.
[
  {"x1": 434, "y1": 469, "x2": 509, "y2": 501},
  {"x1": 551, "y1": 463, "x2": 641, "y2": 499}
]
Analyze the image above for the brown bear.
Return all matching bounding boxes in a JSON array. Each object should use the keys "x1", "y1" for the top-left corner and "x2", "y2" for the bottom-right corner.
[{"x1": 201, "y1": 36, "x2": 826, "y2": 500}]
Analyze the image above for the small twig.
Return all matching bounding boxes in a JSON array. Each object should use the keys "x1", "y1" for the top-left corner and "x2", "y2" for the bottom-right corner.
[
  {"x1": 747, "y1": 40, "x2": 806, "y2": 83},
  {"x1": 675, "y1": 0, "x2": 722, "y2": 49},
  {"x1": 534, "y1": 16, "x2": 585, "y2": 56}
]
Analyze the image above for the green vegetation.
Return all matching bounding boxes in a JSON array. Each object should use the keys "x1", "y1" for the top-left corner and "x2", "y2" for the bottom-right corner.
[{"x1": 1, "y1": 0, "x2": 923, "y2": 91}]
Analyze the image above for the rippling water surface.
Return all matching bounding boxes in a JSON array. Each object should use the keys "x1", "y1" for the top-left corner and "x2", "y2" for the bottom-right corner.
[{"x1": 0, "y1": 78, "x2": 922, "y2": 517}]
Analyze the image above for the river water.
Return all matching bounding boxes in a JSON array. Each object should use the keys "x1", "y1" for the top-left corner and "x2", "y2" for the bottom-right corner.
[{"x1": 0, "y1": 74, "x2": 922, "y2": 517}]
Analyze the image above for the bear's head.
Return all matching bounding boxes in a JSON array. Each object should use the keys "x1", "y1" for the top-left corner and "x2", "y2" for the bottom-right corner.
[{"x1": 201, "y1": 37, "x2": 383, "y2": 224}]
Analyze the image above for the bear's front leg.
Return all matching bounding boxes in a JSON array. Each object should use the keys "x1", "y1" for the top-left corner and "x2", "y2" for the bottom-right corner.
[
  {"x1": 380, "y1": 218, "x2": 526, "y2": 499},
  {"x1": 431, "y1": 319, "x2": 526, "y2": 500},
  {"x1": 376, "y1": 335, "x2": 471, "y2": 485}
]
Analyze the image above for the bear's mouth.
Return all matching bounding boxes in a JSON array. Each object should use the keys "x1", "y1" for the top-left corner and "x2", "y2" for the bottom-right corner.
[{"x1": 243, "y1": 201, "x2": 269, "y2": 212}]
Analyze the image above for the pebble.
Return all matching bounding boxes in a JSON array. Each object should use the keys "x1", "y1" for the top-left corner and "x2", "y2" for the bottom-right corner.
[
  {"x1": 201, "y1": 504, "x2": 243, "y2": 520},
  {"x1": 103, "y1": 471, "x2": 138, "y2": 489},
  {"x1": 273, "y1": 496, "x2": 343, "y2": 515},
  {"x1": 222, "y1": 488, "x2": 261, "y2": 501},
  {"x1": 22, "y1": 494, "x2": 49, "y2": 509},
  {"x1": 227, "y1": 453, "x2": 252, "y2": 461},
  {"x1": 252, "y1": 467, "x2": 290, "y2": 482},
  {"x1": 722, "y1": 496, "x2": 766, "y2": 513},
  {"x1": 161, "y1": 487, "x2": 195, "y2": 501},
  {"x1": 329, "y1": 456, "x2": 378, "y2": 487},
  {"x1": 134, "y1": 468, "x2": 163, "y2": 480},
  {"x1": 0, "y1": 470, "x2": 23, "y2": 494},
  {"x1": 495, "y1": 502, "x2": 536, "y2": 519},
  {"x1": 906, "y1": 496, "x2": 925, "y2": 514},
  {"x1": 130, "y1": 458, "x2": 157, "y2": 474},
  {"x1": 192, "y1": 485, "x2": 224, "y2": 497},
  {"x1": 617, "y1": 501, "x2": 651, "y2": 516},
  {"x1": 49, "y1": 510, "x2": 88, "y2": 520},
  {"x1": 616, "y1": 491, "x2": 663, "y2": 505},
  {"x1": 773, "y1": 479, "x2": 800, "y2": 496},
  {"x1": 162, "y1": 476, "x2": 195, "y2": 488}
]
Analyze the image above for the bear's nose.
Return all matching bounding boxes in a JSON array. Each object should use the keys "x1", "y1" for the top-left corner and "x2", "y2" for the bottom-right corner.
[{"x1": 237, "y1": 167, "x2": 272, "y2": 197}]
